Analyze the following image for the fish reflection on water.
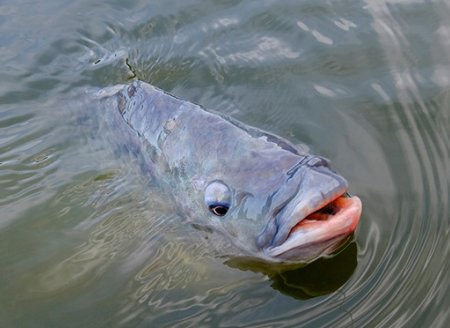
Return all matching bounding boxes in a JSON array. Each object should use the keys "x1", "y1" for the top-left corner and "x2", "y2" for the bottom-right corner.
[{"x1": 95, "y1": 80, "x2": 362, "y2": 265}]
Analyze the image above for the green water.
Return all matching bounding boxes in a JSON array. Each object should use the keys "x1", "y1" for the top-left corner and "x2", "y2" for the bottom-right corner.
[{"x1": 0, "y1": 0, "x2": 449, "y2": 327}]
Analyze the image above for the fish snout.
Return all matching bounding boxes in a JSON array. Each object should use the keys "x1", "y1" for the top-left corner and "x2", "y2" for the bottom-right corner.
[{"x1": 257, "y1": 164, "x2": 349, "y2": 257}]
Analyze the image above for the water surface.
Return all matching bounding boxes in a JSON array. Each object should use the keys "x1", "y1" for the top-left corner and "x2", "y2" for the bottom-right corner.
[{"x1": 0, "y1": 0, "x2": 449, "y2": 327}]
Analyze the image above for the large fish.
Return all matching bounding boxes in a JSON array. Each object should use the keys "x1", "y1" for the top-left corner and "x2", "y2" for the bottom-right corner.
[{"x1": 96, "y1": 81, "x2": 362, "y2": 263}]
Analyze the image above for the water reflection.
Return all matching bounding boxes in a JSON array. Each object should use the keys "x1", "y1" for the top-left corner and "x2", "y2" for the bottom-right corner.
[
  {"x1": 226, "y1": 241, "x2": 357, "y2": 299},
  {"x1": 1, "y1": 0, "x2": 450, "y2": 326}
]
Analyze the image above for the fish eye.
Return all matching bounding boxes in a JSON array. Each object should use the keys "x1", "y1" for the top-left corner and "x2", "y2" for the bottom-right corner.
[
  {"x1": 205, "y1": 180, "x2": 231, "y2": 217},
  {"x1": 209, "y1": 204, "x2": 229, "y2": 216}
]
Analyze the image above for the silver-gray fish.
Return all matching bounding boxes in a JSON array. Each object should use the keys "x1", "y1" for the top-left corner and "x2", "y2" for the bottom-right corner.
[{"x1": 97, "y1": 81, "x2": 362, "y2": 263}]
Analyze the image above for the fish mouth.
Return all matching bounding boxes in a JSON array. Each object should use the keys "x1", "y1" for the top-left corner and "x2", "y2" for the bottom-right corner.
[{"x1": 265, "y1": 193, "x2": 362, "y2": 260}]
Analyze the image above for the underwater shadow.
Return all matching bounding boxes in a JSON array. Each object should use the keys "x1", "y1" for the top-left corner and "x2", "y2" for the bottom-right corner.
[{"x1": 225, "y1": 241, "x2": 358, "y2": 299}]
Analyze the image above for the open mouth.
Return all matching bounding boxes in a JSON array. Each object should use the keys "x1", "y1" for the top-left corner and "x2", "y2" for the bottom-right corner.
[
  {"x1": 291, "y1": 194, "x2": 361, "y2": 232},
  {"x1": 266, "y1": 194, "x2": 362, "y2": 259}
]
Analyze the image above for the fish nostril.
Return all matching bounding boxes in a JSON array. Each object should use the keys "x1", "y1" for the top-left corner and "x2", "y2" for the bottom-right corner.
[
  {"x1": 287, "y1": 156, "x2": 330, "y2": 178},
  {"x1": 307, "y1": 156, "x2": 329, "y2": 168}
]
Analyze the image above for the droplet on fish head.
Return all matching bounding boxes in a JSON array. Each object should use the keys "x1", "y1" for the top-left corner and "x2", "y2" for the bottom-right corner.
[{"x1": 205, "y1": 180, "x2": 232, "y2": 217}]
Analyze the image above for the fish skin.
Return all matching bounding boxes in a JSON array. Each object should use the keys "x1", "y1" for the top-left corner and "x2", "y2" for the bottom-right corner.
[{"x1": 100, "y1": 80, "x2": 357, "y2": 263}]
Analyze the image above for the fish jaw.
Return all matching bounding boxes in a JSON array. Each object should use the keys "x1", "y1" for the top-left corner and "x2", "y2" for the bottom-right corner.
[{"x1": 264, "y1": 195, "x2": 362, "y2": 261}]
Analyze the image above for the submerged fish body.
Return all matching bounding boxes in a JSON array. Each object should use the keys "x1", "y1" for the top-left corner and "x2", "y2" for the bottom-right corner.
[{"x1": 99, "y1": 81, "x2": 361, "y2": 263}]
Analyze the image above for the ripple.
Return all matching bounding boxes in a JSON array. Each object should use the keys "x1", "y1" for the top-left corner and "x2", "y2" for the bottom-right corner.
[
  {"x1": 340, "y1": 1, "x2": 450, "y2": 326},
  {"x1": 1, "y1": 0, "x2": 449, "y2": 327}
]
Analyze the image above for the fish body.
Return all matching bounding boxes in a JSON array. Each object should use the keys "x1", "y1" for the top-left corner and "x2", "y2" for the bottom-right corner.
[{"x1": 99, "y1": 81, "x2": 361, "y2": 263}]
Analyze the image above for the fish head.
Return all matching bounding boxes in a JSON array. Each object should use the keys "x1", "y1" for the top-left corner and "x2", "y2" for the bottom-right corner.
[{"x1": 182, "y1": 146, "x2": 362, "y2": 264}]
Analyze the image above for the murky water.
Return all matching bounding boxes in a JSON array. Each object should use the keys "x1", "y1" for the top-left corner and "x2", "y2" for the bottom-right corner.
[{"x1": 1, "y1": 0, "x2": 449, "y2": 327}]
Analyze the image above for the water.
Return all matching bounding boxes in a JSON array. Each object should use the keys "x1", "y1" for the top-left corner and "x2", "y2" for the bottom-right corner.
[{"x1": 1, "y1": 0, "x2": 449, "y2": 327}]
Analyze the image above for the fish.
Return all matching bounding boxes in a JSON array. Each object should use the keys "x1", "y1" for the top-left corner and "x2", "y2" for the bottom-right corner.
[{"x1": 96, "y1": 80, "x2": 362, "y2": 263}]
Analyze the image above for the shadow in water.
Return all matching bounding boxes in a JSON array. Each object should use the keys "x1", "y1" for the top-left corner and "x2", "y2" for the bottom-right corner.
[{"x1": 226, "y1": 241, "x2": 358, "y2": 299}]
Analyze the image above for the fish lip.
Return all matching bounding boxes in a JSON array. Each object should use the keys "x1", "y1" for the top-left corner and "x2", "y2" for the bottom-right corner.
[
  {"x1": 271, "y1": 182, "x2": 348, "y2": 245},
  {"x1": 264, "y1": 195, "x2": 362, "y2": 259}
]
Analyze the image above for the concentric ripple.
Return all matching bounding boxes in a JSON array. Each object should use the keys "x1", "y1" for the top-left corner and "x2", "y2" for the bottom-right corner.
[{"x1": 0, "y1": 0, "x2": 449, "y2": 327}]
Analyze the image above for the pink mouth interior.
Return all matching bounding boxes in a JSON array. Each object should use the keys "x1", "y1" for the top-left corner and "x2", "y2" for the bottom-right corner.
[{"x1": 291, "y1": 195, "x2": 362, "y2": 235}]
